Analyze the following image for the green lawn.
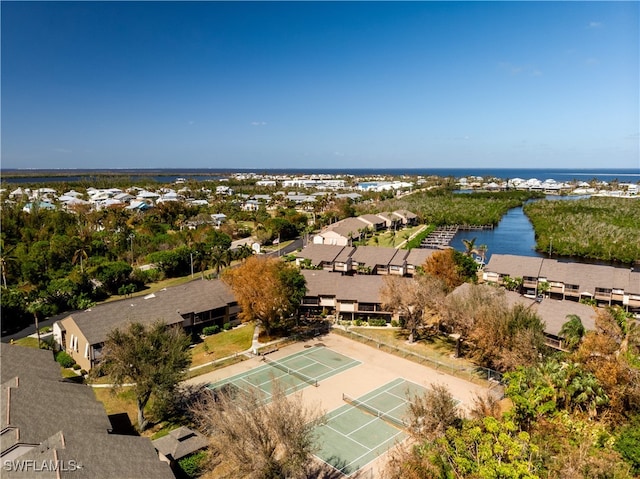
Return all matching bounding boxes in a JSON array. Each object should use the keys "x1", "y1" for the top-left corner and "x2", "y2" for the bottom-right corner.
[
  {"x1": 12, "y1": 336, "x2": 45, "y2": 349},
  {"x1": 190, "y1": 323, "x2": 255, "y2": 367},
  {"x1": 362, "y1": 225, "x2": 423, "y2": 248}
]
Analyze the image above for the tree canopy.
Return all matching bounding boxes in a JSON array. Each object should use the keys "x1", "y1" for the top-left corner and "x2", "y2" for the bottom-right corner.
[
  {"x1": 96, "y1": 321, "x2": 191, "y2": 430},
  {"x1": 380, "y1": 274, "x2": 446, "y2": 342},
  {"x1": 222, "y1": 256, "x2": 306, "y2": 335},
  {"x1": 191, "y1": 380, "x2": 322, "y2": 479}
]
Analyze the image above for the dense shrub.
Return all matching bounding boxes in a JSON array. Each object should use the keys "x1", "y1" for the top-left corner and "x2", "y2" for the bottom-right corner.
[
  {"x1": 202, "y1": 325, "x2": 220, "y2": 336},
  {"x1": 177, "y1": 450, "x2": 207, "y2": 478},
  {"x1": 524, "y1": 197, "x2": 640, "y2": 263},
  {"x1": 55, "y1": 351, "x2": 76, "y2": 368},
  {"x1": 615, "y1": 416, "x2": 640, "y2": 475},
  {"x1": 146, "y1": 246, "x2": 192, "y2": 278},
  {"x1": 368, "y1": 318, "x2": 387, "y2": 327},
  {"x1": 89, "y1": 261, "x2": 133, "y2": 295},
  {"x1": 223, "y1": 322, "x2": 232, "y2": 331}
]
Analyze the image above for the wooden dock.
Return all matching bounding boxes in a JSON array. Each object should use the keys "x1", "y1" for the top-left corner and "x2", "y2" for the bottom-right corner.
[{"x1": 421, "y1": 225, "x2": 458, "y2": 249}]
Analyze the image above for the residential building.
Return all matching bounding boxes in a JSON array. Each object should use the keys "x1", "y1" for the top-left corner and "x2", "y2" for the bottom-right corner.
[
  {"x1": 300, "y1": 270, "x2": 398, "y2": 321},
  {"x1": 484, "y1": 254, "x2": 640, "y2": 311},
  {"x1": 295, "y1": 244, "x2": 437, "y2": 277},
  {"x1": 0, "y1": 344, "x2": 174, "y2": 478},
  {"x1": 53, "y1": 280, "x2": 239, "y2": 371}
]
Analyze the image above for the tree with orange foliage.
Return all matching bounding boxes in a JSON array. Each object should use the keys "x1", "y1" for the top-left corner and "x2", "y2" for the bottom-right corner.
[
  {"x1": 574, "y1": 306, "x2": 640, "y2": 422},
  {"x1": 422, "y1": 248, "x2": 465, "y2": 291},
  {"x1": 222, "y1": 256, "x2": 306, "y2": 336}
]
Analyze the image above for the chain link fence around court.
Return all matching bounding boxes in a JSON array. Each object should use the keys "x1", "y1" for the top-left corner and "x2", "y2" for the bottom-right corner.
[{"x1": 333, "y1": 327, "x2": 504, "y2": 392}]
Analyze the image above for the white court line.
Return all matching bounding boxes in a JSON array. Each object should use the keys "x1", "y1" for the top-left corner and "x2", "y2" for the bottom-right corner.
[
  {"x1": 322, "y1": 422, "x2": 375, "y2": 452},
  {"x1": 277, "y1": 348, "x2": 361, "y2": 383},
  {"x1": 342, "y1": 429, "x2": 406, "y2": 474}
]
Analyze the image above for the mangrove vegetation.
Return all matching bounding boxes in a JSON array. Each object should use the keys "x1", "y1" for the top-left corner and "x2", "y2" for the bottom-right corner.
[{"x1": 524, "y1": 197, "x2": 640, "y2": 264}]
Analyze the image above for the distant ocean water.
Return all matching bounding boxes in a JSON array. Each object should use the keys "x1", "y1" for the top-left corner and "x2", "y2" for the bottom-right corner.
[{"x1": 1, "y1": 167, "x2": 638, "y2": 184}]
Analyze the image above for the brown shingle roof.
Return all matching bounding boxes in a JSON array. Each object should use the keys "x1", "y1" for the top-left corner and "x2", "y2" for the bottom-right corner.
[{"x1": 325, "y1": 217, "x2": 369, "y2": 238}]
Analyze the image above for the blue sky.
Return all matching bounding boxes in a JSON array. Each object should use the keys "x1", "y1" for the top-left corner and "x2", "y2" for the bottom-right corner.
[{"x1": 2, "y1": 1, "x2": 638, "y2": 170}]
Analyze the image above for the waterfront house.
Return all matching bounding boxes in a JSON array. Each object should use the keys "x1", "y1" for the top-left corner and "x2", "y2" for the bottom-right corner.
[{"x1": 484, "y1": 254, "x2": 640, "y2": 311}]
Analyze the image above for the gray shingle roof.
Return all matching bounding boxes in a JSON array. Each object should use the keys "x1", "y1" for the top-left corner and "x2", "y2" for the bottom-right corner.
[
  {"x1": 296, "y1": 244, "x2": 349, "y2": 266},
  {"x1": 65, "y1": 279, "x2": 235, "y2": 345},
  {"x1": 302, "y1": 270, "x2": 403, "y2": 303},
  {"x1": 490, "y1": 254, "x2": 639, "y2": 294},
  {"x1": 485, "y1": 254, "x2": 544, "y2": 278},
  {"x1": 404, "y1": 248, "x2": 437, "y2": 268},
  {"x1": 0, "y1": 344, "x2": 174, "y2": 478},
  {"x1": 350, "y1": 246, "x2": 401, "y2": 269},
  {"x1": 152, "y1": 426, "x2": 208, "y2": 461}
]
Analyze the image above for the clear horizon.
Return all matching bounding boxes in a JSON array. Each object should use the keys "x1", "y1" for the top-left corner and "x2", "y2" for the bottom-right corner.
[{"x1": 2, "y1": 2, "x2": 639, "y2": 170}]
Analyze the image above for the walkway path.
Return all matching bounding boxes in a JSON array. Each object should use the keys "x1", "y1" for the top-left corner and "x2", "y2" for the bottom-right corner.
[
  {"x1": 89, "y1": 323, "x2": 289, "y2": 388},
  {"x1": 395, "y1": 224, "x2": 428, "y2": 249}
]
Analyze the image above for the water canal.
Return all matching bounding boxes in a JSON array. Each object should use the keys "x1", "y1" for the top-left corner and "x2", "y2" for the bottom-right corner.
[
  {"x1": 449, "y1": 196, "x2": 593, "y2": 263},
  {"x1": 450, "y1": 205, "x2": 543, "y2": 262}
]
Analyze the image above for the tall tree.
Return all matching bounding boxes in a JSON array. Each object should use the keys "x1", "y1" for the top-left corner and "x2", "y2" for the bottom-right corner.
[
  {"x1": 422, "y1": 248, "x2": 465, "y2": 291},
  {"x1": 97, "y1": 321, "x2": 191, "y2": 430},
  {"x1": 191, "y1": 380, "x2": 322, "y2": 479},
  {"x1": 72, "y1": 246, "x2": 89, "y2": 274},
  {"x1": 222, "y1": 256, "x2": 306, "y2": 336},
  {"x1": 0, "y1": 240, "x2": 17, "y2": 288},
  {"x1": 209, "y1": 246, "x2": 231, "y2": 277},
  {"x1": 380, "y1": 274, "x2": 446, "y2": 343}
]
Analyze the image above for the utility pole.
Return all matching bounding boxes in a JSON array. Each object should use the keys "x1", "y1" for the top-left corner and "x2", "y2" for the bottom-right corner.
[{"x1": 128, "y1": 233, "x2": 135, "y2": 265}]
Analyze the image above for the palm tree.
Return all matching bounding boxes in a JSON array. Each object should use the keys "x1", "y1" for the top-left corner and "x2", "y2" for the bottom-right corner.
[
  {"x1": 0, "y1": 240, "x2": 17, "y2": 288},
  {"x1": 209, "y1": 246, "x2": 231, "y2": 277},
  {"x1": 462, "y1": 237, "x2": 479, "y2": 257},
  {"x1": 559, "y1": 314, "x2": 585, "y2": 351},
  {"x1": 72, "y1": 247, "x2": 89, "y2": 274},
  {"x1": 235, "y1": 243, "x2": 254, "y2": 262},
  {"x1": 26, "y1": 296, "x2": 48, "y2": 349},
  {"x1": 477, "y1": 244, "x2": 488, "y2": 264}
]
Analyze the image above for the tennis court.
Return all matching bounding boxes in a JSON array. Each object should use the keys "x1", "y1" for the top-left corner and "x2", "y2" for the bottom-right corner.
[
  {"x1": 206, "y1": 346, "x2": 361, "y2": 401},
  {"x1": 314, "y1": 378, "x2": 428, "y2": 476}
]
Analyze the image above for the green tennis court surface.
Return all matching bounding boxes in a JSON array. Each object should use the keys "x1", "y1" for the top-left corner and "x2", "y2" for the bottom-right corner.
[
  {"x1": 207, "y1": 346, "x2": 361, "y2": 400},
  {"x1": 314, "y1": 378, "x2": 428, "y2": 476}
]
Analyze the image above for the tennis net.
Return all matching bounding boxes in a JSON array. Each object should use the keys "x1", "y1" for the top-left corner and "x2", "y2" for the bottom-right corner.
[
  {"x1": 263, "y1": 356, "x2": 319, "y2": 387},
  {"x1": 342, "y1": 393, "x2": 406, "y2": 429}
]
